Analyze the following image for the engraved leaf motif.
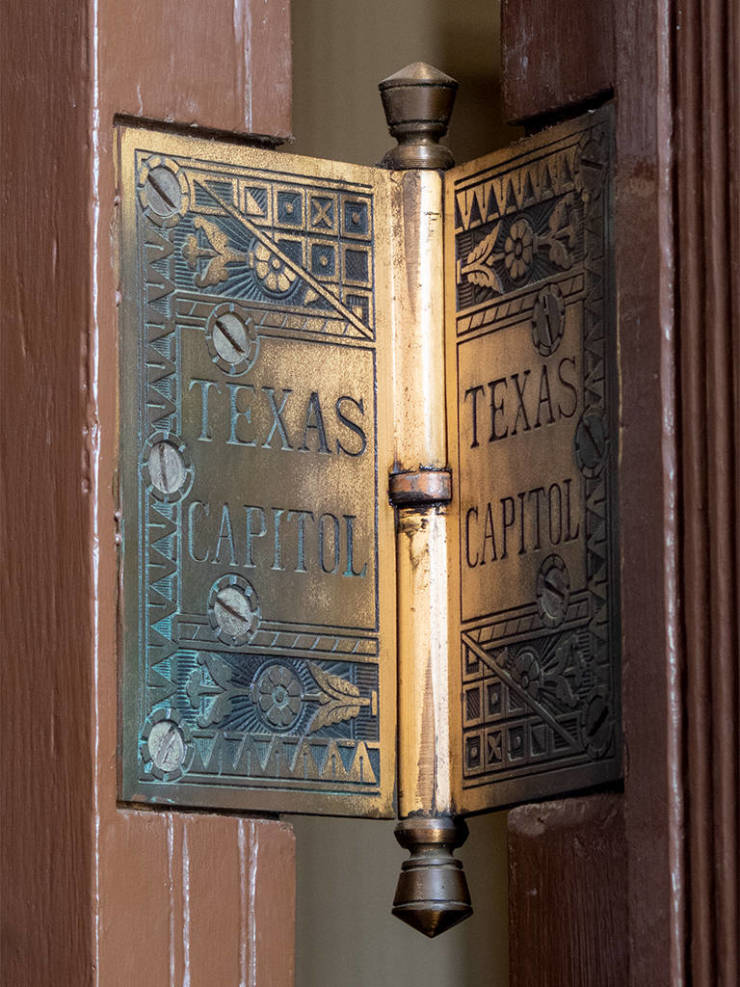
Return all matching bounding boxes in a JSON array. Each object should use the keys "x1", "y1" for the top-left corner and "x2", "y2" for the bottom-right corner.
[
  {"x1": 461, "y1": 222, "x2": 504, "y2": 292},
  {"x1": 307, "y1": 661, "x2": 361, "y2": 700},
  {"x1": 203, "y1": 692, "x2": 234, "y2": 727},
  {"x1": 465, "y1": 222, "x2": 501, "y2": 266},
  {"x1": 186, "y1": 654, "x2": 241, "y2": 728},
  {"x1": 305, "y1": 662, "x2": 368, "y2": 735},
  {"x1": 549, "y1": 240, "x2": 573, "y2": 270},
  {"x1": 203, "y1": 653, "x2": 235, "y2": 689},
  {"x1": 467, "y1": 267, "x2": 503, "y2": 291},
  {"x1": 306, "y1": 701, "x2": 362, "y2": 734},
  {"x1": 548, "y1": 196, "x2": 572, "y2": 234}
]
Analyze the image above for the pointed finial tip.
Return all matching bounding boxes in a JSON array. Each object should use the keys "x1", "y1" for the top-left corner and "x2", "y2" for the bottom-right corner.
[{"x1": 379, "y1": 62, "x2": 458, "y2": 89}]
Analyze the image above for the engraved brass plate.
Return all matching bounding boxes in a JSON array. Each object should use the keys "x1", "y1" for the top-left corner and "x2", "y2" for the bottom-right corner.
[
  {"x1": 118, "y1": 127, "x2": 396, "y2": 816},
  {"x1": 445, "y1": 107, "x2": 620, "y2": 812}
]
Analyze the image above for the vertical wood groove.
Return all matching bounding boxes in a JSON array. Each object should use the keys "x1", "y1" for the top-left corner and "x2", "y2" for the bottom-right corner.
[
  {"x1": 677, "y1": 1, "x2": 739, "y2": 984},
  {"x1": 238, "y1": 819, "x2": 249, "y2": 987}
]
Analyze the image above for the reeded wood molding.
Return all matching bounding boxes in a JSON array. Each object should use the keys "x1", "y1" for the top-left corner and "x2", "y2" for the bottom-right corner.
[
  {"x1": 676, "y1": 0, "x2": 739, "y2": 983},
  {"x1": 614, "y1": 0, "x2": 687, "y2": 982}
]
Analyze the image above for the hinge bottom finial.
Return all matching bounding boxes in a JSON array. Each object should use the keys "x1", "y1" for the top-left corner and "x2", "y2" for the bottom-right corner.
[{"x1": 392, "y1": 816, "x2": 472, "y2": 937}]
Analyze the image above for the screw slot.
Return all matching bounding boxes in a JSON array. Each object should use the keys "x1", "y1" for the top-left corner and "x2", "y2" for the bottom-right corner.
[
  {"x1": 148, "y1": 720, "x2": 186, "y2": 773},
  {"x1": 145, "y1": 166, "x2": 182, "y2": 217},
  {"x1": 147, "y1": 441, "x2": 186, "y2": 495}
]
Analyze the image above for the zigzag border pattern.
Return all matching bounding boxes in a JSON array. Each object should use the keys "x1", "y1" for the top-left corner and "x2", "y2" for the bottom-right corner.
[{"x1": 455, "y1": 114, "x2": 619, "y2": 791}]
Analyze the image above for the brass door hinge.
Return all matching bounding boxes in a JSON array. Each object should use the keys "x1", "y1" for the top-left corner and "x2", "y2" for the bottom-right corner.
[{"x1": 116, "y1": 63, "x2": 620, "y2": 936}]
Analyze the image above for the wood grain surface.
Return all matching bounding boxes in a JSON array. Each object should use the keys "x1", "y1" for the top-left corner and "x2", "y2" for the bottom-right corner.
[
  {"x1": 676, "y1": 0, "x2": 739, "y2": 982},
  {"x1": 615, "y1": 1, "x2": 686, "y2": 982},
  {"x1": 501, "y1": 0, "x2": 614, "y2": 123},
  {"x1": 502, "y1": 1, "x2": 700, "y2": 985},
  {"x1": 1, "y1": 0, "x2": 93, "y2": 980},
  {"x1": 508, "y1": 796, "x2": 628, "y2": 987}
]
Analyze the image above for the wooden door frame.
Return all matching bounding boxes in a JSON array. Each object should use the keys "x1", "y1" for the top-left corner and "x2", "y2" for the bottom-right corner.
[
  {"x1": 1, "y1": 2, "x2": 296, "y2": 983},
  {"x1": 503, "y1": 1, "x2": 738, "y2": 984}
]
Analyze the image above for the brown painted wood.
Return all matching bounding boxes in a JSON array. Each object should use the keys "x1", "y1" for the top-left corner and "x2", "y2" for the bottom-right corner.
[
  {"x1": 508, "y1": 796, "x2": 628, "y2": 987},
  {"x1": 677, "y1": 1, "x2": 739, "y2": 983},
  {"x1": 102, "y1": 0, "x2": 292, "y2": 139},
  {"x1": 503, "y1": 1, "x2": 698, "y2": 985},
  {"x1": 1, "y1": 0, "x2": 93, "y2": 982},
  {"x1": 506, "y1": 0, "x2": 739, "y2": 985},
  {"x1": 1, "y1": 1, "x2": 295, "y2": 983},
  {"x1": 501, "y1": 0, "x2": 614, "y2": 123},
  {"x1": 615, "y1": 2, "x2": 687, "y2": 983}
]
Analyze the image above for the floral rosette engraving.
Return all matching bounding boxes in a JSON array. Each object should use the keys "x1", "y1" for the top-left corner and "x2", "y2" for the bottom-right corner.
[
  {"x1": 458, "y1": 193, "x2": 579, "y2": 296},
  {"x1": 254, "y1": 663, "x2": 303, "y2": 730},
  {"x1": 504, "y1": 218, "x2": 534, "y2": 280}
]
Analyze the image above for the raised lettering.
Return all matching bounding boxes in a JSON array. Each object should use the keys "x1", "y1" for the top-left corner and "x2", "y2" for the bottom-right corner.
[
  {"x1": 488, "y1": 378, "x2": 508, "y2": 442},
  {"x1": 244, "y1": 506, "x2": 267, "y2": 567},
  {"x1": 557, "y1": 356, "x2": 579, "y2": 419},
  {"x1": 343, "y1": 515, "x2": 367, "y2": 577},
  {"x1": 318, "y1": 513, "x2": 340, "y2": 574},
  {"x1": 534, "y1": 365, "x2": 555, "y2": 428},
  {"x1": 214, "y1": 504, "x2": 236, "y2": 565},
  {"x1": 511, "y1": 371, "x2": 531, "y2": 435},
  {"x1": 300, "y1": 392, "x2": 331, "y2": 454},
  {"x1": 288, "y1": 509, "x2": 314, "y2": 573},
  {"x1": 501, "y1": 496, "x2": 516, "y2": 559},
  {"x1": 465, "y1": 507, "x2": 479, "y2": 567},
  {"x1": 187, "y1": 500, "x2": 210, "y2": 562}
]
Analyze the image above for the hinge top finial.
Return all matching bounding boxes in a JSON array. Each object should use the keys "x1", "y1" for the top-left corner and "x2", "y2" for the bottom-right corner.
[{"x1": 379, "y1": 62, "x2": 458, "y2": 171}]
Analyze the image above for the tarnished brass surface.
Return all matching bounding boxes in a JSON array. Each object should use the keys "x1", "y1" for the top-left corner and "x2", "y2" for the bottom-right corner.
[
  {"x1": 379, "y1": 62, "x2": 458, "y2": 171},
  {"x1": 392, "y1": 816, "x2": 472, "y2": 937},
  {"x1": 118, "y1": 126, "x2": 396, "y2": 816},
  {"x1": 445, "y1": 107, "x2": 620, "y2": 813},
  {"x1": 388, "y1": 469, "x2": 452, "y2": 505}
]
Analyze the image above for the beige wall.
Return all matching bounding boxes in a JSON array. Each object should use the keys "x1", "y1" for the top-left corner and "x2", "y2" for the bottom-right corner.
[
  {"x1": 289, "y1": 0, "x2": 518, "y2": 166},
  {"x1": 289, "y1": 2, "x2": 513, "y2": 985},
  {"x1": 293, "y1": 813, "x2": 509, "y2": 987}
]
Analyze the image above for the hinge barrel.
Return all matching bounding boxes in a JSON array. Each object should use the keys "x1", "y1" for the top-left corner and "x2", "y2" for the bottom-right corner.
[
  {"x1": 382, "y1": 63, "x2": 472, "y2": 937},
  {"x1": 389, "y1": 168, "x2": 452, "y2": 820}
]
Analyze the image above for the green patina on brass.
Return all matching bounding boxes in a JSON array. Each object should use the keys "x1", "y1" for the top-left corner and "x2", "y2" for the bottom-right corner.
[{"x1": 118, "y1": 126, "x2": 397, "y2": 817}]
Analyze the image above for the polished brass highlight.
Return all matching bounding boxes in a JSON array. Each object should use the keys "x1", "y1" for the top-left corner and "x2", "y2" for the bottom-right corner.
[
  {"x1": 379, "y1": 62, "x2": 458, "y2": 171},
  {"x1": 392, "y1": 817, "x2": 472, "y2": 937}
]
